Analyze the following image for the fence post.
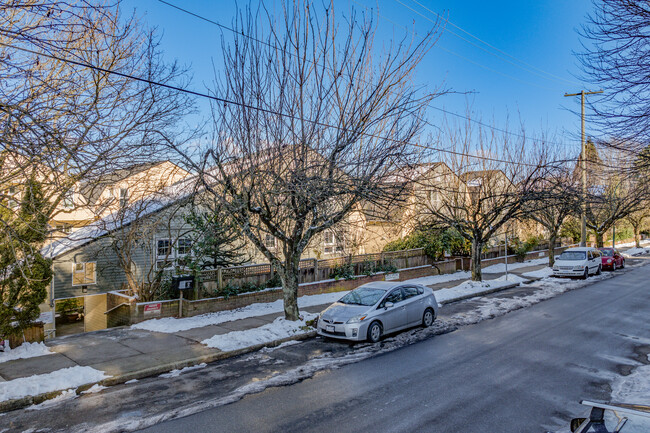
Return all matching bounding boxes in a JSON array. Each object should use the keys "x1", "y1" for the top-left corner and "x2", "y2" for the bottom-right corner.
[
  {"x1": 381, "y1": 252, "x2": 385, "y2": 267},
  {"x1": 313, "y1": 258, "x2": 318, "y2": 282},
  {"x1": 217, "y1": 267, "x2": 223, "y2": 290}
]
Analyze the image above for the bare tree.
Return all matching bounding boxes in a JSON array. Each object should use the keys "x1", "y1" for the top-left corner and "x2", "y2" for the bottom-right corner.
[
  {"x1": 525, "y1": 167, "x2": 580, "y2": 267},
  {"x1": 578, "y1": 0, "x2": 650, "y2": 162},
  {"x1": 0, "y1": 1, "x2": 194, "y2": 255},
  {"x1": 172, "y1": 1, "x2": 441, "y2": 320},
  {"x1": 625, "y1": 209, "x2": 649, "y2": 248},
  {"x1": 420, "y1": 119, "x2": 547, "y2": 281}
]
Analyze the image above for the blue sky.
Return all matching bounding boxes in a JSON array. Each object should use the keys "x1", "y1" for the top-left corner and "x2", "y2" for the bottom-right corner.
[{"x1": 123, "y1": 0, "x2": 597, "y2": 155}]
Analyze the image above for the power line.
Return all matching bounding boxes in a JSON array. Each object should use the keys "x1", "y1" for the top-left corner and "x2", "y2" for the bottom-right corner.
[
  {"x1": 405, "y1": 0, "x2": 583, "y2": 86},
  {"x1": 0, "y1": 40, "x2": 569, "y2": 169},
  {"x1": 155, "y1": 0, "x2": 577, "y2": 150}
]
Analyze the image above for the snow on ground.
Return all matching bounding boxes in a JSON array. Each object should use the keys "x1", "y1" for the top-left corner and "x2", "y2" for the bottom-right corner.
[
  {"x1": 81, "y1": 384, "x2": 107, "y2": 394},
  {"x1": 24, "y1": 389, "x2": 78, "y2": 411},
  {"x1": 0, "y1": 366, "x2": 109, "y2": 402},
  {"x1": 522, "y1": 267, "x2": 554, "y2": 279},
  {"x1": 401, "y1": 270, "x2": 470, "y2": 286},
  {"x1": 0, "y1": 342, "x2": 52, "y2": 363},
  {"x1": 613, "y1": 239, "x2": 650, "y2": 249},
  {"x1": 482, "y1": 257, "x2": 548, "y2": 273},
  {"x1": 434, "y1": 274, "x2": 525, "y2": 304},
  {"x1": 622, "y1": 246, "x2": 650, "y2": 257},
  {"x1": 202, "y1": 314, "x2": 317, "y2": 351},
  {"x1": 159, "y1": 363, "x2": 207, "y2": 378},
  {"x1": 610, "y1": 355, "x2": 650, "y2": 402},
  {"x1": 133, "y1": 291, "x2": 349, "y2": 334}
]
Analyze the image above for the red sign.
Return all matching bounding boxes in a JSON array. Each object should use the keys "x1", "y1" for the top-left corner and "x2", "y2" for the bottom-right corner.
[{"x1": 143, "y1": 303, "x2": 162, "y2": 317}]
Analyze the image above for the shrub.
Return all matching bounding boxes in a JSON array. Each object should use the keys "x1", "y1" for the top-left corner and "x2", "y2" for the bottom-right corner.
[
  {"x1": 383, "y1": 228, "x2": 469, "y2": 260},
  {"x1": 331, "y1": 263, "x2": 355, "y2": 280}
]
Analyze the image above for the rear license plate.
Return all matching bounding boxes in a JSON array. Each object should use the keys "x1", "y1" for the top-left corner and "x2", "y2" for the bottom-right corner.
[{"x1": 326, "y1": 325, "x2": 335, "y2": 333}]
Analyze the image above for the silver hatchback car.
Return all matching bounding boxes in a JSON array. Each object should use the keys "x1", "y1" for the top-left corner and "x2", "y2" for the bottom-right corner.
[{"x1": 317, "y1": 281, "x2": 439, "y2": 343}]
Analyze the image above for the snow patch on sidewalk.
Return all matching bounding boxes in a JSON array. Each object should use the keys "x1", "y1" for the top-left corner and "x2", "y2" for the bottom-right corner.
[
  {"x1": 482, "y1": 257, "x2": 548, "y2": 273},
  {"x1": 401, "y1": 271, "x2": 470, "y2": 286},
  {"x1": 0, "y1": 366, "x2": 110, "y2": 402},
  {"x1": 0, "y1": 342, "x2": 52, "y2": 363},
  {"x1": 622, "y1": 246, "x2": 650, "y2": 257},
  {"x1": 202, "y1": 315, "x2": 317, "y2": 351},
  {"x1": 522, "y1": 267, "x2": 554, "y2": 279},
  {"x1": 434, "y1": 275, "x2": 524, "y2": 304},
  {"x1": 133, "y1": 291, "x2": 348, "y2": 334}
]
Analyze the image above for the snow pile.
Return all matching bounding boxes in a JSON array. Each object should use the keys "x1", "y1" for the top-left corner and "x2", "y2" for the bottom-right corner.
[
  {"x1": 0, "y1": 366, "x2": 110, "y2": 402},
  {"x1": 402, "y1": 271, "x2": 470, "y2": 286},
  {"x1": 522, "y1": 267, "x2": 554, "y2": 279},
  {"x1": 622, "y1": 247, "x2": 650, "y2": 257},
  {"x1": 202, "y1": 314, "x2": 317, "y2": 351},
  {"x1": 434, "y1": 276, "x2": 523, "y2": 304},
  {"x1": 133, "y1": 291, "x2": 348, "y2": 333},
  {"x1": 159, "y1": 363, "x2": 207, "y2": 378},
  {"x1": 613, "y1": 239, "x2": 650, "y2": 248},
  {"x1": 482, "y1": 257, "x2": 548, "y2": 274},
  {"x1": 610, "y1": 355, "x2": 650, "y2": 402},
  {"x1": 24, "y1": 389, "x2": 78, "y2": 411},
  {"x1": 0, "y1": 342, "x2": 53, "y2": 363}
]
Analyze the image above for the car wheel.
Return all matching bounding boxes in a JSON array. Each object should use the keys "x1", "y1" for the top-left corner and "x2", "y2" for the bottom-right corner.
[
  {"x1": 612, "y1": 263, "x2": 616, "y2": 271},
  {"x1": 621, "y1": 259, "x2": 625, "y2": 269},
  {"x1": 596, "y1": 265, "x2": 602, "y2": 275},
  {"x1": 367, "y1": 321, "x2": 383, "y2": 343},
  {"x1": 422, "y1": 308, "x2": 435, "y2": 328},
  {"x1": 582, "y1": 267, "x2": 589, "y2": 279}
]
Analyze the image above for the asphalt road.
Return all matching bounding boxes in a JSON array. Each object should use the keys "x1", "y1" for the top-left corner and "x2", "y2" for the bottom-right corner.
[{"x1": 138, "y1": 263, "x2": 650, "y2": 433}]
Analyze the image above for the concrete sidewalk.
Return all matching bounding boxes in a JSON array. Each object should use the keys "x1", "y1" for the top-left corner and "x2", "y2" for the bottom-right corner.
[{"x1": 0, "y1": 265, "x2": 546, "y2": 411}]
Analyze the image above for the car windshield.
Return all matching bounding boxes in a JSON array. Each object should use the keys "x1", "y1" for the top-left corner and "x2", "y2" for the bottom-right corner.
[
  {"x1": 339, "y1": 287, "x2": 386, "y2": 306},
  {"x1": 600, "y1": 249, "x2": 614, "y2": 257},
  {"x1": 558, "y1": 251, "x2": 586, "y2": 260}
]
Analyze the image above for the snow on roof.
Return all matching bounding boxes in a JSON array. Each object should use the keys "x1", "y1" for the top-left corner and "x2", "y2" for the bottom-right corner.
[{"x1": 42, "y1": 175, "x2": 201, "y2": 260}]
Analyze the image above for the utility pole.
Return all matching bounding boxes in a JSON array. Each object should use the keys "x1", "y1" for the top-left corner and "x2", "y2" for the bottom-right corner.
[{"x1": 564, "y1": 90, "x2": 603, "y2": 247}]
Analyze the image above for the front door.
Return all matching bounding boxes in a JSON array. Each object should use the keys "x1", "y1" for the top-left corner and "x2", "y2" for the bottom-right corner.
[
  {"x1": 84, "y1": 294, "x2": 107, "y2": 332},
  {"x1": 379, "y1": 289, "x2": 407, "y2": 332}
]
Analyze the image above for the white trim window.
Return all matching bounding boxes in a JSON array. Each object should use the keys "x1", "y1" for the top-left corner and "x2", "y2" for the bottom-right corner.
[
  {"x1": 428, "y1": 190, "x2": 441, "y2": 209},
  {"x1": 119, "y1": 188, "x2": 128, "y2": 208},
  {"x1": 264, "y1": 234, "x2": 276, "y2": 250},
  {"x1": 156, "y1": 237, "x2": 192, "y2": 270},
  {"x1": 324, "y1": 230, "x2": 344, "y2": 254},
  {"x1": 72, "y1": 262, "x2": 96, "y2": 286},
  {"x1": 62, "y1": 188, "x2": 75, "y2": 209}
]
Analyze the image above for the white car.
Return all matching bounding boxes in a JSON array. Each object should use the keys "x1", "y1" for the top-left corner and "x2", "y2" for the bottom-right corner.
[{"x1": 552, "y1": 247, "x2": 602, "y2": 279}]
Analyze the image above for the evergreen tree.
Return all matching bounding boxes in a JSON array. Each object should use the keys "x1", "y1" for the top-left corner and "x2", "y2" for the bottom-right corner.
[{"x1": 0, "y1": 178, "x2": 52, "y2": 336}]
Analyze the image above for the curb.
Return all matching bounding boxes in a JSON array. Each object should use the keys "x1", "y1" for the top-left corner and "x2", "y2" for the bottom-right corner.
[{"x1": 0, "y1": 330, "x2": 317, "y2": 414}]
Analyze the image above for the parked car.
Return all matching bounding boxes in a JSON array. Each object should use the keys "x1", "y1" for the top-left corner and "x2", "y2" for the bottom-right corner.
[
  {"x1": 552, "y1": 247, "x2": 602, "y2": 279},
  {"x1": 599, "y1": 247, "x2": 625, "y2": 271},
  {"x1": 550, "y1": 400, "x2": 650, "y2": 432},
  {"x1": 316, "y1": 282, "x2": 439, "y2": 343}
]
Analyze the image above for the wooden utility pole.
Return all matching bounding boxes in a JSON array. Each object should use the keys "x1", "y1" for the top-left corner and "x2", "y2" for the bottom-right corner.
[{"x1": 564, "y1": 90, "x2": 603, "y2": 247}]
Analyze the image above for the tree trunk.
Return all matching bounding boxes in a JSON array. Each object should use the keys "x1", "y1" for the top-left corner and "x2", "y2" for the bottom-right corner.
[
  {"x1": 548, "y1": 233, "x2": 557, "y2": 267},
  {"x1": 634, "y1": 225, "x2": 640, "y2": 248},
  {"x1": 278, "y1": 255, "x2": 301, "y2": 321},
  {"x1": 470, "y1": 238, "x2": 483, "y2": 281},
  {"x1": 595, "y1": 231, "x2": 604, "y2": 248}
]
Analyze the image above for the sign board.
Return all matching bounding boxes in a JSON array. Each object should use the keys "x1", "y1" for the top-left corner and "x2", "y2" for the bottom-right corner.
[
  {"x1": 143, "y1": 303, "x2": 162, "y2": 318},
  {"x1": 38, "y1": 311, "x2": 54, "y2": 324},
  {"x1": 173, "y1": 276, "x2": 195, "y2": 291},
  {"x1": 385, "y1": 273, "x2": 400, "y2": 281},
  {"x1": 538, "y1": 252, "x2": 546, "y2": 257}
]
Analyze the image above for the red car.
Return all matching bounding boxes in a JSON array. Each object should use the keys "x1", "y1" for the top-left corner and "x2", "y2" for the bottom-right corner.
[{"x1": 598, "y1": 248, "x2": 625, "y2": 271}]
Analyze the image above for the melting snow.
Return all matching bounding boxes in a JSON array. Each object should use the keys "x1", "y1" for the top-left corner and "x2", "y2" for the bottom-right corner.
[
  {"x1": 202, "y1": 315, "x2": 317, "y2": 351},
  {"x1": 482, "y1": 257, "x2": 548, "y2": 274},
  {"x1": 159, "y1": 363, "x2": 207, "y2": 378},
  {"x1": 523, "y1": 267, "x2": 554, "y2": 279},
  {"x1": 610, "y1": 355, "x2": 650, "y2": 402},
  {"x1": 0, "y1": 342, "x2": 52, "y2": 363},
  {"x1": 0, "y1": 366, "x2": 109, "y2": 402}
]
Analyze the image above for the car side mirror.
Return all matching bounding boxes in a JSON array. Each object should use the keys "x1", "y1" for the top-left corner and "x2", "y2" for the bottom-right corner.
[
  {"x1": 570, "y1": 418, "x2": 587, "y2": 432},
  {"x1": 385, "y1": 302, "x2": 394, "y2": 309}
]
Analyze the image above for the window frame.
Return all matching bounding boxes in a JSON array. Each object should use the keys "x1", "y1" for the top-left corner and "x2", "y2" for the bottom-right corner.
[{"x1": 71, "y1": 262, "x2": 97, "y2": 286}]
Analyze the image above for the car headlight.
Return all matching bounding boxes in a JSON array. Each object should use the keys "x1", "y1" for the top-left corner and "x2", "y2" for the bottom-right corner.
[
  {"x1": 346, "y1": 315, "x2": 367, "y2": 324},
  {"x1": 573, "y1": 266, "x2": 584, "y2": 271},
  {"x1": 552, "y1": 265, "x2": 558, "y2": 270},
  {"x1": 607, "y1": 259, "x2": 612, "y2": 263}
]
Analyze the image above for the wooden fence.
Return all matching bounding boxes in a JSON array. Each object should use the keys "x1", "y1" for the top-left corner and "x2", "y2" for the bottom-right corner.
[{"x1": 201, "y1": 248, "x2": 431, "y2": 290}]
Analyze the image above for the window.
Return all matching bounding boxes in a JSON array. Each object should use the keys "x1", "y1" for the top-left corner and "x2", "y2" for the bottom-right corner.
[
  {"x1": 72, "y1": 262, "x2": 96, "y2": 286},
  {"x1": 402, "y1": 286, "x2": 419, "y2": 299},
  {"x1": 119, "y1": 188, "x2": 128, "y2": 207},
  {"x1": 382, "y1": 289, "x2": 403, "y2": 306},
  {"x1": 156, "y1": 238, "x2": 192, "y2": 270},
  {"x1": 176, "y1": 238, "x2": 192, "y2": 256},
  {"x1": 323, "y1": 230, "x2": 344, "y2": 254},
  {"x1": 427, "y1": 190, "x2": 441, "y2": 208},
  {"x1": 264, "y1": 234, "x2": 276, "y2": 250},
  {"x1": 157, "y1": 239, "x2": 172, "y2": 257},
  {"x1": 5, "y1": 186, "x2": 19, "y2": 209},
  {"x1": 55, "y1": 224, "x2": 73, "y2": 234}
]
